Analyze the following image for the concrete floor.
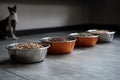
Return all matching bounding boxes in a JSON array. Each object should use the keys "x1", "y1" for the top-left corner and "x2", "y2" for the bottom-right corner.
[{"x1": 0, "y1": 31, "x2": 120, "y2": 80}]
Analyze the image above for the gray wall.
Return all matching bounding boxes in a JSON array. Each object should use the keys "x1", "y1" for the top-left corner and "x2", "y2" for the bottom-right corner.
[
  {"x1": 88, "y1": 0, "x2": 120, "y2": 25},
  {"x1": 0, "y1": 0, "x2": 89, "y2": 30},
  {"x1": 1, "y1": 0, "x2": 120, "y2": 30}
]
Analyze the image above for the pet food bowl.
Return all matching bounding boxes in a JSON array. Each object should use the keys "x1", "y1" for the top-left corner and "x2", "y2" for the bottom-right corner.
[
  {"x1": 6, "y1": 42, "x2": 50, "y2": 63},
  {"x1": 87, "y1": 29, "x2": 115, "y2": 42},
  {"x1": 40, "y1": 36, "x2": 76, "y2": 54},
  {"x1": 69, "y1": 32, "x2": 98, "y2": 47}
]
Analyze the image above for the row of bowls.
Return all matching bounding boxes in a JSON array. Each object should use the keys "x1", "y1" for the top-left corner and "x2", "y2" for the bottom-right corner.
[
  {"x1": 69, "y1": 29, "x2": 116, "y2": 46},
  {"x1": 6, "y1": 29, "x2": 115, "y2": 64}
]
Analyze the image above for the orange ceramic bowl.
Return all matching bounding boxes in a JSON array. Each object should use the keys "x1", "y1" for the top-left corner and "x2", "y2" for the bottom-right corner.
[
  {"x1": 69, "y1": 33, "x2": 98, "y2": 47},
  {"x1": 40, "y1": 37, "x2": 76, "y2": 54}
]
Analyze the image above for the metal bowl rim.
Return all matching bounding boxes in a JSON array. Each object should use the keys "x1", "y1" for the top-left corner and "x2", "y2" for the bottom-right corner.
[
  {"x1": 40, "y1": 37, "x2": 77, "y2": 43},
  {"x1": 69, "y1": 33, "x2": 99, "y2": 38},
  {"x1": 87, "y1": 29, "x2": 116, "y2": 34},
  {"x1": 6, "y1": 42, "x2": 50, "y2": 51}
]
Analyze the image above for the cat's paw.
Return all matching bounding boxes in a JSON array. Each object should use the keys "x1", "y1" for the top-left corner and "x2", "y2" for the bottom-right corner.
[{"x1": 13, "y1": 37, "x2": 18, "y2": 40}]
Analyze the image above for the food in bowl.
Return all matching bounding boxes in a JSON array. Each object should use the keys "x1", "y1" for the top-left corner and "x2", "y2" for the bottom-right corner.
[
  {"x1": 14, "y1": 42, "x2": 44, "y2": 50},
  {"x1": 6, "y1": 42, "x2": 50, "y2": 63},
  {"x1": 41, "y1": 36, "x2": 76, "y2": 54},
  {"x1": 87, "y1": 29, "x2": 115, "y2": 42},
  {"x1": 69, "y1": 32, "x2": 98, "y2": 47},
  {"x1": 88, "y1": 30, "x2": 109, "y2": 34},
  {"x1": 47, "y1": 37, "x2": 70, "y2": 42},
  {"x1": 73, "y1": 32, "x2": 94, "y2": 37}
]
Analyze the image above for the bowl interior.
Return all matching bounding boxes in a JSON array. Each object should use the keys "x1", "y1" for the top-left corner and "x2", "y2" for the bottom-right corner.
[
  {"x1": 69, "y1": 33, "x2": 98, "y2": 38},
  {"x1": 6, "y1": 42, "x2": 50, "y2": 50},
  {"x1": 87, "y1": 29, "x2": 115, "y2": 34},
  {"x1": 41, "y1": 36, "x2": 76, "y2": 43}
]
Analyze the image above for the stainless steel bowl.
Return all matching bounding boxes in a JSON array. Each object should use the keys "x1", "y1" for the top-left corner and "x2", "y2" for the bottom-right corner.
[
  {"x1": 87, "y1": 29, "x2": 115, "y2": 42},
  {"x1": 6, "y1": 42, "x2": 50, "y2": 63},
  {"x1": 69, "y1": 33, "x2": 98, "y2": 38}
]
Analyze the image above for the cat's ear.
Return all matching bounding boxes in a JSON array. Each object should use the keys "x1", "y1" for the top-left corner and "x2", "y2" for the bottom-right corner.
[
  {"x1": 8, "y1": 6, "x2": 10, "y2": 10},
  {"x1": 13, "y1": 5, "x2": 17, "y2": 12},
  {"x1": 14, "y1": 5, "x2": 16, "y2": 10},
  {"x1": 8, "y1": 6, "x2": 13, "y2": 14},
  {"x1": 8, "y1": 6, "x2": 11, "y2": 12}
]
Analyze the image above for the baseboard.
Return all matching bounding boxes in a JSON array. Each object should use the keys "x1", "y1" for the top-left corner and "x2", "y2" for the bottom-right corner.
[
  {"x1": 16, "y1": 25, "x2": 80, "y2": 36},
  {"x1": 16, "y1": 24, "x2": 120, "y2": 36}
]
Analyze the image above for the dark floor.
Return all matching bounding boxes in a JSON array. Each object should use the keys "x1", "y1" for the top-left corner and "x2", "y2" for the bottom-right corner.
[{"x1": 0, "y1": 30, "x2": 120, "y2": 80}]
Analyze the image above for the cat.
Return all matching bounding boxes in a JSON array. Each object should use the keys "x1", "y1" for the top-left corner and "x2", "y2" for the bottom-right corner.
[{"x1": 0, "y1": 5, "x2": 18, "y2": 40}]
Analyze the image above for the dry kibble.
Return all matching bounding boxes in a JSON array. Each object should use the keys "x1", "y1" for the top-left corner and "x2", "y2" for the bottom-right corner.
[
  {"x1": 48, "y1": 37, "x2": 69, "y2": 42},
  {"x1": 91, "y1": 30, "x2": 109, "y2": 34},
  {"x1": 14, "y1": 43, "x2": 43, "y2": 50},
  {"x1": 75, "y1": 32, "x2": 94, "y2": 37}
]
